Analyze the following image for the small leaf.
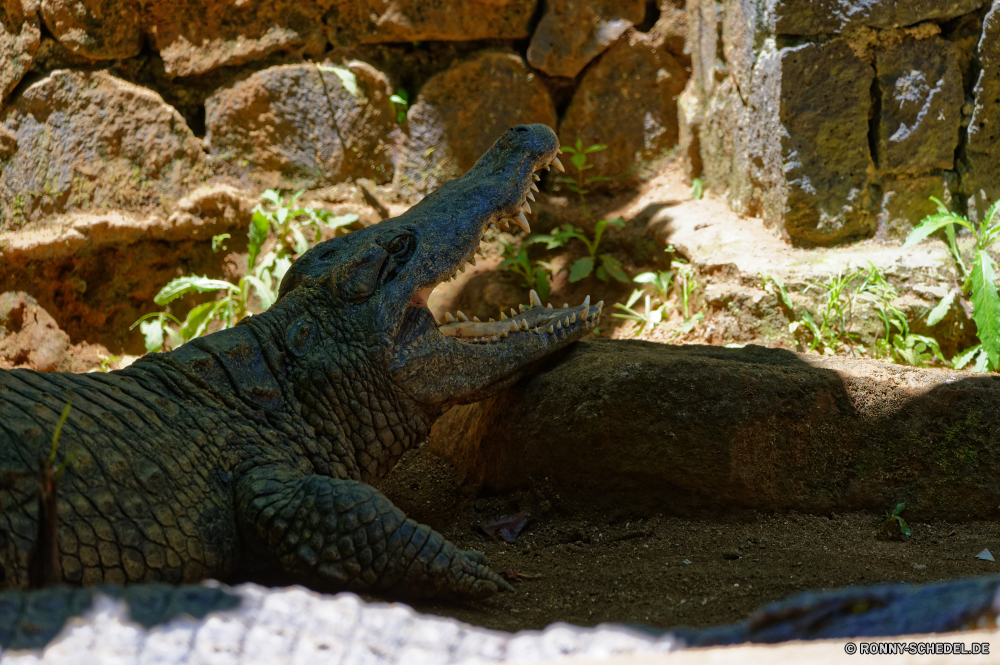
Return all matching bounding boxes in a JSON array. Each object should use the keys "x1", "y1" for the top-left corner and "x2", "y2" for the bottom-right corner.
[
  {"x1": 586, "y1": 176, "x2": 610, "y2": 184},
  {"x1": 319, "y1": 65, "x2": 360, "y2": 97},
  {"x1": 245, "y1": 275, "x2": 277, "y2": 310},
  {"x1": 139, "y1": 317, "x2": 165, "y2": 353},
  {"x1": 952, "y1": 344, "x2": 982, "y2": 370},
  {"x1": 972, "y1": 348, "x2": 991, "y2": 372},
  {"x1": 925, "y1": 289, "x2": 957, "y2": 326},
  {"x1": 600, "y1": 254, "x2": 629, "y2": 283},
  {"x1": 902, "y1": 213, "x2": 970, "y2": 249},
  {"x1": 584, "y1": 144, "x2": 607, "y2": 153},
  {"x1": 178, "y1": 301, "x2": 216, "y2": 341},
  {"x1": 633, "y1": 272, "x2": 658, "y2": 284},
  {"x1": 625, "y1": 289, "x2": 644, "y2": 308},
  {"x1": 595, "y1": 265, "x2": 609, "y2": 282},
  {"x1": 570, "y1": 153, "x2": 587, "y2": 171},
  {"x1": 969, "y1": 249, "x2": 1000, "y2": 370},
  {"x1": 569, "y1": 257, "x2": 594, "y2": 282},
  {"x1": 534, "y1": 268, "x2": 551, "y2": 302},
  {"x1": 896, "y1": 516, "x2": 911, "y2": 537},
  {"x1": 154, "y1": 276, "x2": 237, "y2": 306}
]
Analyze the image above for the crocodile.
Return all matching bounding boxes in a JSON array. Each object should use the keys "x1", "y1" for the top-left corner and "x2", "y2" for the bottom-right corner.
[{"x1": 0, "y1": 123, "x2": 603, "y2": 599}]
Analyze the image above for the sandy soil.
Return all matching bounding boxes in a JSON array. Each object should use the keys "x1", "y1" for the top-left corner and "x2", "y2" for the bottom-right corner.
[{"x1": 375, "y1": 443, "x2": 999, "y2": 634}]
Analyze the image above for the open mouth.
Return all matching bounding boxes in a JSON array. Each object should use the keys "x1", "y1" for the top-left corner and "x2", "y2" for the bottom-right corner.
[{"x1": 409, "y1": 150, "x2": 605, "y2": 345}]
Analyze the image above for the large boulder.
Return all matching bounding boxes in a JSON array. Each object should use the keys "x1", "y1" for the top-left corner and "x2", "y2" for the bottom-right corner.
[
  {"x1": 0, "y1": 70, "x2": 204, "y2": 229},
  {"x1": 432, "y1": 340, "x2": 1000, "y2": 519},
  {"x1": 145, "y1": 0, "x2": 331, "y2": 77},
  {"x1": 0, "y1": 291, "x2": 107, "y2": 372},
  {"x1": 325, "y1": 0, "x2": 536, "y2": 45},
  {"x1": 964, "y1": 2, "x2": 1000, "y2": 222},
  {"x1": 559, "y1": 27, "x2": 688, "y2": 189},
  {"x1": 403, "y1": 51, "x2": 556, "y2": 191},
  {"x1": 0, "y1": 0, "x2": 40, "y2": 103},
  {"x1": 204, "y1": 62, "x2": 398, "y2": 189},
  {"x1": 770, "y1": 0, "x2": 988, "y2": 35},
  {"x1": 526, "y1": 0, "x2": 647, "y2": 79},
  {"x1": 38, "y1": 0, "x2": 141, "y2": 60}
]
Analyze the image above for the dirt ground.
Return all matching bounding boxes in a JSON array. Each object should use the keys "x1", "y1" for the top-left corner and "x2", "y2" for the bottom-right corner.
[{"x1": 373, "y1": 443, "x2": 999, "y2": 634}]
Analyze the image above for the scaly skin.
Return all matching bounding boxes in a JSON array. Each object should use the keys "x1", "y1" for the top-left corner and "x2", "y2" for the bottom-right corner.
[{"x1": 0, "y1": 125, "x2": 602, "y2": 599}]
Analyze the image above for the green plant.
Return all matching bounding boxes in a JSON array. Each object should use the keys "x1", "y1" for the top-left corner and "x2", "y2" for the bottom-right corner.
[
  {"x1": 499, "y1": 239, "x2": 556, "y2": 302},
  {"x1": 613, "y1": 289, "x2": 665, "y2": 336},
  {"x1": 904, "y1": 197, "x2": 1000, "y2": 372},
  {"x1": 786, "y1": 268, "x2": 879, "y2": 356},
  {"x1": 390, "y1": 89, "x2": 408, "y2": 123},
  {"x1": 860, "y1": 270, "x2": 944, "y2": 367},
  {"x1": 133, "y1": 190, "x2": 356, "y2": 353},
  {"x1": 86, "y1": 356, "x2": 121, "y2": 373},
  {"x1": 691, "y1": 177, "x2": 704, "y2": 200},
  {"x1": 556, "y1": 139, "x2": 609, "y2": 208},
  {"x1": 613, "y1": 262, "x2": 703, "y2": 337},
  {"x1": 878, "y1": 502, "x2": 911, "y2": 538},
  {"x1": 535, "y1": 219, "x2": 627, "y2": 283}
]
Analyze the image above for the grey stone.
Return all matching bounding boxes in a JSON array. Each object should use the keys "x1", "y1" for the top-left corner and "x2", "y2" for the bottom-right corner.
[
  {"x1": 771, "y1": 0, "x2": 988, "y2": 35},
  {"x1": 526, "y1": 0, "x2": 647, "y2": 79},
  {"x1": 964, "y1": 2, "x2": 1000, "y2": 222},
  {"x1": 204, "y1": 62, "x2": 398, "y2": 190},
  {"x1": 875, "y1": 37, "x2": 963, "y2": 176},
  {"x1": 558, "y1": 29, "x2": 688, "y2": 189},
  {"x1": 403, "y1": 51, "x2": 556, "y2": 192},
  {"x1": 0, "y1": 70, "x2": 204, "y2": 228},
  {"x1": 325, "y1": 0, "x2": 536, "y2": 46},
  {"x1": 875, "y1": 176, "x2": 950, "y2": 241},
  {"x1": 0, "y1": 0, "x2": 40, "y2": 103}
]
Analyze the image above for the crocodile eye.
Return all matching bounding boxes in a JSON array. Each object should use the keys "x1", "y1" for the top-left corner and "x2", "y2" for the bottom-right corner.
[{"x1": 387, "y1": 235, "x2": 410, "y2": 256}]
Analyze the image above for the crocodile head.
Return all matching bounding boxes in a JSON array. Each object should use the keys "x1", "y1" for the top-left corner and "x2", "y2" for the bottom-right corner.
[{"x1": 276, "y1": 124, "x2": 602, "y2": 411}]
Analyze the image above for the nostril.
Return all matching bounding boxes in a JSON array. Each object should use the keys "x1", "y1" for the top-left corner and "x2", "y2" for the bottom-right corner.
[{"x1": 514, "y1": 126, "x2": 529, "y2": 132}]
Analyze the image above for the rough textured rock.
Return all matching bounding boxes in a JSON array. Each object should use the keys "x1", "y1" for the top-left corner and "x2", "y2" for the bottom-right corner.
[
  {"x1": 145, "y1": 0, "x2": 332, "y2": 77},
  {"x1": 771, "y1": 0, "x2": 988, "y2": 35},
  {"x1": 558, "y1": 29, "x2": 688, "y2": 189},
  {"x1": 875, "y1": 37, "x2": 963, "y2": 176},
  {"x1": 876, "y1": 176, "x2": 950, "y2": 240},
  {"x1": 205, "y1": 62, "x2": 397, "y2": 189},
  {"x1": 0, "y1": 292, "x2": 108, "y2": 372},
  {"x1": 403, "y1": 52, "x2": 556, "y2": 191},
  {"x1": 526, "y1": 0, "x2": 647, "y2": 79},
  {"x1": 38, "y1": 0, "x2": 141, "y2": 60},
  {"x1": 432, "y1": 340, "x2": 1000, "y2": 519},
  {"x1": 0, "y1": 0, "x2": 41, "y2": 103},
  {"x1": 325, "y1": 0, "x2": 536, "y2": 46},
  {"x1": 964, "y1": 2, "x2": 1000, "y2": 223},
  {"x1": 654, "y1": 0, "x2": 688, "y2": 57},
  {"x1": 0, "y1": 70, "x2": 204, "y2": 229}
]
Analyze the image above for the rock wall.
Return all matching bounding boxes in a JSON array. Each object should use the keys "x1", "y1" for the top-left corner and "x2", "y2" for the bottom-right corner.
[
  {"x1": 687, "y1": 0, "x2": 1000, "y2": 245},
  {"x1": 0, "y1": 0, "x2": 690, "y2": 354}
]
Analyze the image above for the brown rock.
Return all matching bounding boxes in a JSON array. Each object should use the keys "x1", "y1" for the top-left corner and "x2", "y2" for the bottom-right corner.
[
  {"x1": 772, "y1": 0, "x2": 987, "y2": 35},
  {"x1": 0, "y1": 292, "x2": 108, "y2": 372},
  {"x1": 146, "y1": 0, "x2": 331, "y2": 77},
  {"x1": 558, "y1": 29, "x2": 688, "y2": 189},
  {"x1": 0, "y1": 70, "x2": 204, "y2": 229},
  {"x1": 964, "y1": 3, "x2": 1000, "y2": 223},
  {"x1": 0, "y1": 124, "x2": 15, "y2": 159},
  {"x1": 875, "y1": 37, "x2": 963, "y2": 176},
  {"x1": 204, "y1": 62, "x2": 397, "y2": 189},
  {"x1": 325, "y1": 0, "x2": 536, "y2": 46},
  {"x1": 654, "y1": 0, "x2": 688, "y2": 58},
  {"x1": 432, "y1": 340, "x2": 1000, "y2": 519},
  {"x1": 875, "y1": 176, "x2": 949, "y2": 241},
  {"x1": 403, "y1": 52, "x2": 556, "y2": 191},
  {"x1": 526, "y1": 0, "x2": 646, "y2": 79},
  {"x1": 39, "y1": 0, "x2": 141, "y2": 60},
  {"x1": 0, "y1": 0, "x2": 41, "y2": 103}
]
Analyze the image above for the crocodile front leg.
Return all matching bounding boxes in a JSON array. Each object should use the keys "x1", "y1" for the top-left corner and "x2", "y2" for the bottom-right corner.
[{"x1": 234, "y1": 465, "x2": 512, "y2": 599}]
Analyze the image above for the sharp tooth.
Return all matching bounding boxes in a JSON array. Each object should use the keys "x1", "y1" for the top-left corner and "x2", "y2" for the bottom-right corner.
[
  {"x1": 490, "y1": 223, "x2": 498, "y2": 232},
  {"x1": 552, "y1": 157, "x2": 565, "y2": 172},
  {"x1": 526, "y1": 191, "x2": 535, "y2": 202},
  {"x1": 490, "y1": 335, "x2": 498, "y2": 342},
  {"x1": 546, "y1": 303, "x2": 553, "y2": 309},
  {"x1": 533, "y1": 173, "x2": 541, "y2": 182},
  {"x1": 444, "y1": 312, "x2": 455, "y2": 323},
  {"x1": 513, "y1": 212, "x2": 530, "y2": 233},
  {"x1": 563, "y1": 316, "x2": 570, "y2": 326},
  {"x1": 597, "y1": 300, "x2": 604, "y2": 309},
  {"x1": 457, "y1": 311, "x2": 469, "y2": 321},
  {"x1": 521, "y1": 202, "x2": 531, "y2": 214},
  {"x1": 547, "y1": 325, "x2": 554, "y2": 334},
  {"x1": 469, "y1": 257, "x2": 477, "y2": 266},
  {"x1": 469, "y1": 338, "x2": 478, "y2": 344},
  {"x1": 556, "y1": 320, "x2": 562, "y2": 330},
  {"x1": 520, "y1": 320, "x2": 529, "y2": 331},
  {"x1": 529, "y1": 290, "x2": 542, "y2": 308},
  {"x1": 477, "y1": 247, "x2": 485, "y2": 256},
  {"x1": 562, "y1": 303, "x2": 569, "y2": 308},
  {"x1": 557, "y1": 147, "x2": 563, "y2": 154},
  {"x1": 500, "y1": 312, "x2": 508, "y2": 320},
  {"x1": 519, "y1": 303, "x2": 526, "y2": 313},
  {"x1": 473, "y1": 316, "x2": 481, "y2": 322},
  {"x1": 510, "y1": 308, "x2": 517, "y2": 317},
  {"x1": 582, "y1": 295, "x2": 590, "y2": 308},
  {"x1": 571, "y1": 313, "x2": 577, "y2": 323},
  {"x1": 509, "y1": 320, "x2": 518, "y2": 332},
  {"x1": 459, "y1": 264, "x2": 466, "y2": 273},
  {"x1": 500, "y1": 330, "x2": 508, "y2": 338}
]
